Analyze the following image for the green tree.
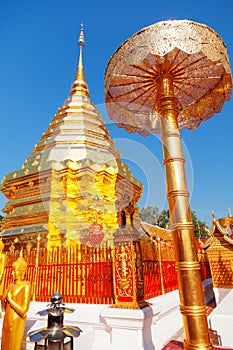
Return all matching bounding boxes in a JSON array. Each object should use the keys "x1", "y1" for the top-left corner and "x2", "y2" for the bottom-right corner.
[
  {"x1": 191, "y1": 211, "x2": 207, "y2": 238},
  {"x1": 139, "y1": 205, "x2": 159, "y2": 225},
  {"x1": 139, "y1": 206, "x2": 207, "y2": 238},
  {"x1": 157, "y1": 209, "x2": 170, "y2": 229}
]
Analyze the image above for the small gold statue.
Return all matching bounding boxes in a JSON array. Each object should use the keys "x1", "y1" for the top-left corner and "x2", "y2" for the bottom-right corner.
[{"x1": 1, "y1": 250, "x2": 31, "y2": 350}]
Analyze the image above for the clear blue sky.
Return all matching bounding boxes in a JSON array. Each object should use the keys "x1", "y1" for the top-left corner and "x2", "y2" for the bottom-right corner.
[{"x1": 0, "y1": 0, "x2": 232, "y2": 227}]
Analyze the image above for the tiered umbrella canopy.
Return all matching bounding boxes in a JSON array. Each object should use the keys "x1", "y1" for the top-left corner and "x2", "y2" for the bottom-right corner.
[{"x1": 105, "y1": 20, "x2": 232, "y2": 135}]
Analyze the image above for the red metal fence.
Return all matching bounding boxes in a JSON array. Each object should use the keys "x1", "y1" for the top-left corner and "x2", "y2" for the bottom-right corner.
[
  {"x1": 143, "y1": 261, "x2": 178, "y2": 298},
  {"x1": 2, "y1": 242, "x2": 211, "y2": 304},
  {"x1": 3, "y1": 260, "x2": 114, "y2": 304}
]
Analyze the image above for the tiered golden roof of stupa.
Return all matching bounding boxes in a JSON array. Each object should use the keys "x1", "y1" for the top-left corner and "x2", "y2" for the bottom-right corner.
[{"x1": 0, "y1": 25, "x2": 143, "y2": 248}]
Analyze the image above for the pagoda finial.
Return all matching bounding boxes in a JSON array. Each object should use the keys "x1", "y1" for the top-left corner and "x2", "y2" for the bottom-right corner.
[
  {"x1": 70, "y1": 22, "x2": 89, "y2": 97},
  {"x1": 78, "y1": 22, "x2": 85, "y2": 48}
]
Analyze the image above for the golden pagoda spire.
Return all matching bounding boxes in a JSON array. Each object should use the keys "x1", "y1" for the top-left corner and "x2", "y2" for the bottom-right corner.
[{"x1": 70, "y1": 22, "x2": 89, "y2": 97}]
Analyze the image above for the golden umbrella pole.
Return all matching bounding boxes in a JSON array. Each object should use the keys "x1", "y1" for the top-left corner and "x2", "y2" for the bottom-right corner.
[
  {"x1": 104, "y1": 20, "x2": 232, "y2": 349},
  {"x1": 157, "y1": 73, "x2": 210, "y2": 348}
]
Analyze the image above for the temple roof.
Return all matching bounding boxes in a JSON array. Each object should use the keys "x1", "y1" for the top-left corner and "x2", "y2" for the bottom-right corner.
[{"x1": 140, "y1": 221, "x2": 172, "y2": 241}]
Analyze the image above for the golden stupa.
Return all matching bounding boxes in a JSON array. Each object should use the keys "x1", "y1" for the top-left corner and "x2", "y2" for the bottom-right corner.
[{"x1": 0, "y1": 25, "x2": 143, "y2": 250}]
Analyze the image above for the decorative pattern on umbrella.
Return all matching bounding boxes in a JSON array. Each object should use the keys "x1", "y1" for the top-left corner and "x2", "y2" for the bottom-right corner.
[{"x1": 105, "y1": 20, "x2": 232, "y2": 136}]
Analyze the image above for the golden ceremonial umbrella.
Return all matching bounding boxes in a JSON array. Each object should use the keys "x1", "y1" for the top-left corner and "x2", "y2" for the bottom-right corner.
[
  {"x1": 104, "y1": 20, "x2": 232, "y2": 349},
  {"x1": 105, "y1": 21, "x2": 231, "y2": 135}
]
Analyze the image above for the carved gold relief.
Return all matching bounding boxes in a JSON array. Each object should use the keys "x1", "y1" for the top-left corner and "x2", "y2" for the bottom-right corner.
[
  {"x1": 113, "y1": 243, "x2": 134, "y2": 301},
  {"x1": 47, "y1": 160, "x2": 121, "y2": 251}
]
